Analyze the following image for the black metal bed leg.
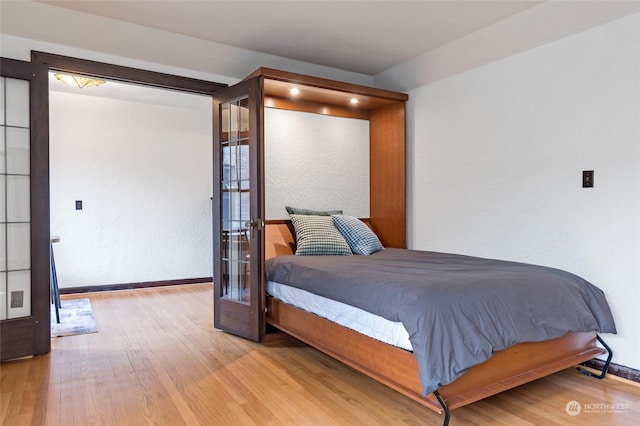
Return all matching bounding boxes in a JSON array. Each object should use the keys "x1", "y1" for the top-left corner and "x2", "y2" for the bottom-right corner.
[
  {"x1": 433, "y1": 390, "x2": 450, "y2": 426},
  {"x1": 577, "y1": 335, "x2": 613, "y2": 379}
]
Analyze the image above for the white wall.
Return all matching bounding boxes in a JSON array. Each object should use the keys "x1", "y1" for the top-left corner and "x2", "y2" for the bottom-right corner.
[
  {"x1": 404, "y1": 14, "x2": 640, "y2": 370},
  {"x1": 50, "y1": 88, "x2": 213, "y2": 288},
  {"x1": 265, "y1": 108, "x2": 370, "y2": 220}
]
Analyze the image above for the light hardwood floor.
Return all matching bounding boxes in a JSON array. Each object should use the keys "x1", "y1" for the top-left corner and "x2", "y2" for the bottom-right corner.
[{"x1": 1, "y1": 283, "x2": 638, "y2": 425}]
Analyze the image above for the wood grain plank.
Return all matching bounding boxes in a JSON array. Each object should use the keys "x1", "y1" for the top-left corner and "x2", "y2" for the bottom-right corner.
[{"x1": 1, "y1": 284, "x2": 638, "y2": 425}]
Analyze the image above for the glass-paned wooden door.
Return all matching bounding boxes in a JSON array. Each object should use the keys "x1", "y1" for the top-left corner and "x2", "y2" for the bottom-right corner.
[
  {"x1": 212, "y1": 77, "x2": 264, "y2": 342},
  {"x1": 1, "y1": 73, "x2": 31, "y2": 321},
  {"x1": 1, "y1": 57, "x2": 50, "y2": 361}
]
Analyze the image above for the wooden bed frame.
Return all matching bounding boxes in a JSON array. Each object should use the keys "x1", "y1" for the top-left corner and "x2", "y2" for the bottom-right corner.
[{"x1": 264, "y1": 222, "x2": 609, "y2": 424}]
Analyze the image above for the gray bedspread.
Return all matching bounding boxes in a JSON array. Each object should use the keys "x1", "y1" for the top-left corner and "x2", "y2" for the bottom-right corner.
[{"x1": 266, "y1": 248, "x2": 616, "y2": 395}]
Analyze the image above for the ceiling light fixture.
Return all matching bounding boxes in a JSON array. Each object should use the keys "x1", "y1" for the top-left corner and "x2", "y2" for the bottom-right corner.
[
  {"x1": 289, "y1": 87, "x2": 300, "y2": 95},
  {"x1": 54, "y1": 73, "x2": 106, "y2": 89},
  {"x1": 350, "y1": 97, "x2": 359, "y2": 105}
]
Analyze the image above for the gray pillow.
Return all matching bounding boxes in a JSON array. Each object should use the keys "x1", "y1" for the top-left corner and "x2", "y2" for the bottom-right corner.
[
  {"x1": 290, "y1": 214, "x2": 352, "y2": 256},
  {"x1": 286, "y1": 206, "x2": 343, "y2": 216}
]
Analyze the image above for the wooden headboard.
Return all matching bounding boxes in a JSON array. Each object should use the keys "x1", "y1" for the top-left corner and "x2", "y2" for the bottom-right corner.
[{"x1": 265, "y1": 221, "x2": 296, "y2": 259}]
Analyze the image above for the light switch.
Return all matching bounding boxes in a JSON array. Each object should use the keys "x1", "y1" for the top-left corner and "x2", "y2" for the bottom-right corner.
[{"x1": 582, "y1": 171, "x2": 594, "y2": 188}]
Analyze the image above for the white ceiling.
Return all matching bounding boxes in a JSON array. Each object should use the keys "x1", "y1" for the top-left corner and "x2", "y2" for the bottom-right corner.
[
  {"x1": 3, "y1": 1, "x2": 639, "y2": 92},
  {"x1": 38, "y1": 0, "x2": 541, "y2": 76}
]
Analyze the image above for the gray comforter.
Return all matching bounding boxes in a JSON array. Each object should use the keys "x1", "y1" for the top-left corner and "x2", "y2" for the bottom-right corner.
[{"x1": 266, "y1": 248, "x2": 616, "y2": 395}]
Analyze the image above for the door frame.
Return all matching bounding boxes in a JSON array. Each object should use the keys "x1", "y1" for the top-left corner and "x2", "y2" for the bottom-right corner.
[{"x1": 2, "y1": 51, "x2": 227, "y2": 360}]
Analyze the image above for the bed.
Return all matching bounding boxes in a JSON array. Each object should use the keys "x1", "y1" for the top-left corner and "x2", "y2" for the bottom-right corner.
[{"x1": 263, "y1": 220, "x2": 616, "y2": 425}]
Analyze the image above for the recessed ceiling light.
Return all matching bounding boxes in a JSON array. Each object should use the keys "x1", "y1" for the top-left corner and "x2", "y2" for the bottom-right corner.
[
  {"x1": 350, "y1": 97, "x2": 358, "y2": 105},
  {"x1": 290, "y1": 87, "x2": 300, "y2": 95}
]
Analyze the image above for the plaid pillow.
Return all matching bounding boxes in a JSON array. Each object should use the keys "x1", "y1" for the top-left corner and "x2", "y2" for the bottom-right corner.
[
  {"x1": 332, "y1": 215, "x2": 384, "y2": 255},
  {"x1": 290, "y1": 214, "x2": 352, "y2": 256}
]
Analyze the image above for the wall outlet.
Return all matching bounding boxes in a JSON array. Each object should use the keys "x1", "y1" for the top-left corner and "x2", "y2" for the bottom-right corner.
[
  {"x1": 582, "y1": 170, "x2": 594, "y2": 188},
  {"x1": 10, "y1": 291, "x2": 24, "y2": 308},
  {"x1": 75, "y1": 200, "x2": 83, "y2": 210}
]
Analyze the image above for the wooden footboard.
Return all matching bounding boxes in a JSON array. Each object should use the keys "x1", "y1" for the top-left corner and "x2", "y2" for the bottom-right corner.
[{"x1": 266, "y1": 296, "x2": 605, "y2": 413}]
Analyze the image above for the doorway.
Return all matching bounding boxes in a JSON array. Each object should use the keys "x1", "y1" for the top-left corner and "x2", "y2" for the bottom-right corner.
[
  {"x1": 6, "y1": 51, "x2": 226, "y2": 359},
  {"x1": 49, "y1": 75, "x2": 213, "y2": 291}
]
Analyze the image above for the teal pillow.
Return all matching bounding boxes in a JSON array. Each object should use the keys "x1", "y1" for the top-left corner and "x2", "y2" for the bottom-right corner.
[
  {"x1": 286, "y1": 206, "x2": 343, "y2": 216},
  {"x1": 290, "y1": 214, "x2": 352, "y2": 256},
  {"x1": 332, "y1": 215, "x2": 384, "y2": 255}
]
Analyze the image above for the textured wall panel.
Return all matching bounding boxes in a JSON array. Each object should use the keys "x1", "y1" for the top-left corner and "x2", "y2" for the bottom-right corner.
[{"x1": 265, "y1": 108, "x2": 370, "y2": 220}]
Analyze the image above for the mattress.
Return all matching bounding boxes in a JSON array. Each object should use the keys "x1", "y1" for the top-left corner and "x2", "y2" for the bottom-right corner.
[
  {"x1": 267, "y1": 249, "x2": 617, "y2": 395},
  {"x1": 267, "y1": 280, "x2": 413, "y2": 351}
]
